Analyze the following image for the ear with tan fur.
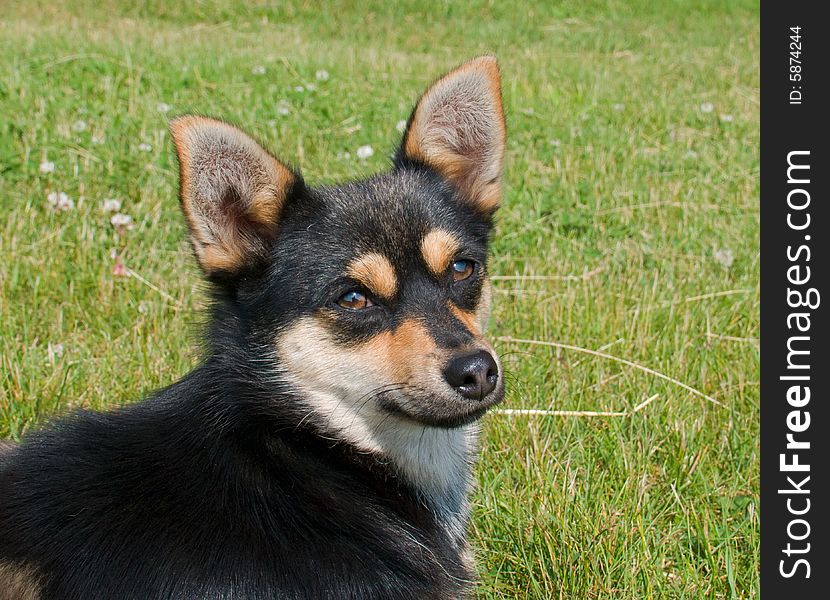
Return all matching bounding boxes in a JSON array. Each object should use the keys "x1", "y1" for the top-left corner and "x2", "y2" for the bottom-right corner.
[
  {"x1": 169, "y1": 116, "x2": 298, "y2": 278},
  {"x1": 397, "y1": 56, "x2": 506, "y2": 214}
]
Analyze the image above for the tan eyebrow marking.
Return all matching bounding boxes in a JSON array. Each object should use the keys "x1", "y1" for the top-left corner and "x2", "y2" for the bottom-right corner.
[
  {"x1": 421, "y1": 229, "x2": 461, "y2": 276},
  {"x1": 346, "y1": 252, "x2": 398, "y2": 300}
]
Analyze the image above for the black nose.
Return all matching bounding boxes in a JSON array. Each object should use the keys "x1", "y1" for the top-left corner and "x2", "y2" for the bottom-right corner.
[{"x1": 443, "y1": 350, "x2": 499, "y2": 401}]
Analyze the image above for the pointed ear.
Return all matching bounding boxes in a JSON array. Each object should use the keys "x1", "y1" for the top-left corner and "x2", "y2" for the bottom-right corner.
[
  {"x1": 170, "y1": 116, "x2": 298, "y2": 278},
  {"x1": 398, "y1": 56, "x2": 506, "y2": 215}
]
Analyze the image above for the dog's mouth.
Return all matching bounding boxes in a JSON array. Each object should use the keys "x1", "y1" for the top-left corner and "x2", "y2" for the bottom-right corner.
[{"x1": 376, "y1": 380, "x2": 505, "y2": 429}]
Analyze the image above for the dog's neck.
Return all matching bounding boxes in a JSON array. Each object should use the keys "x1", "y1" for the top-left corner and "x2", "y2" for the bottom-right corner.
[
  {"x1": 286, "y1": 380, "x2": 479, "y2": 543},
  {"x1": 370, "y1": 417, "x2": 478, "y2": 543},
  {"x1": 209, "y1": 345, "x2": 481, "y2": 544}
]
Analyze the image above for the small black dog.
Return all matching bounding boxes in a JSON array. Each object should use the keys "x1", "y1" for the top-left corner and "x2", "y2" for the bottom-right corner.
[{"x1": 0, "y1": 56, "x2": 506, "y2": 599}]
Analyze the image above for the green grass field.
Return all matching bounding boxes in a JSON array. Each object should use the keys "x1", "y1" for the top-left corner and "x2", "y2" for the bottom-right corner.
[{"x1": 0, "y1": 1, "x2": 759, "y2": 597}]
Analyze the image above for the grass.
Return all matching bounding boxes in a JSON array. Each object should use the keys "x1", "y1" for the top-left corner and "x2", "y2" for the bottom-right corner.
[{"x1": 0, "y1": 1, "x2": 759, "y2": 597}]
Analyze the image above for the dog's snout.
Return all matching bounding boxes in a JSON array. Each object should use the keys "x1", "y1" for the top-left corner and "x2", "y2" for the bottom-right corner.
[{"x1": 443, "y1": 350, "x2": 499, "y2": 401}]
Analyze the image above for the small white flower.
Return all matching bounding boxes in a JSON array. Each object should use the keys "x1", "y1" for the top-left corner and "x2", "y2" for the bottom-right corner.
[
  {"x1": 110, "y1": 213, "x2": 133, "y2": 228},
  {"x1": 276, "y1": 101, "x2": 291, "y2": 116},
  {"x1": 48, "y1": 342, "x2": 65, "y2": 361},
  {"x1": 699, "y1": 102, "x2": 714, "y2": 113},
  {"x1": 356, "y1": 145, "x2": 374, "y2": 159},
  {"x1": 251, "y1": 65, "x2": 266, "y2": 75},
  {"x1": 294, "y1": 85, "x2": 305, "y2": 92},
  {"x1": 72, "y1": 120, "x2": 88, "y2": 132},
  {"x1": 39, "y1": 160, "x2": 55, "y2": 173},
  {"x1": 550, "y1": 139, "x2": 562, "y2": 148},
  {"x1": 315, "y1": 69, "x2": 330, "y2": 81},
  {"x1": 713, "y1": 248, "x2": 734, "y2": 269},
  {"x1": 56, "y1": 194, "x2": 74, "y2": 211},
  {"x1": 92, "y1": 133, "x2": 105, "y2": 145},
  {"x1": 684, "y1": 150, "x2": 698, "y2": 160},
  {"x1": 520, "y1": 107, "x2": 535, "y2": 116},
  {"x1": 612, "y1": 103, "x2": 625, "y2": 111},
  {"x1": 720, "y1": 114, "x2": 734, "y2": 122},
  {"x1": 396, "y1": 120, "x2": 407, "y2": 134},
  {"x1": 138, "y1": 143, "x2": 152, "y2": 152},
  {"x1": 157, "y1": 102, "x2": 171, "y2": 113},
  {"x1": 304, "y1": 83, "x2": 316, "y2": 92},
  {"x1": 101, "y1": 198, "x2": 122, "y2": 213},
  {"x1": 138, "y1": 301, "x2": 150, "y2": 314},
  {"x1": 47, "y1": 191, "x2": 74, "y2": 211}
]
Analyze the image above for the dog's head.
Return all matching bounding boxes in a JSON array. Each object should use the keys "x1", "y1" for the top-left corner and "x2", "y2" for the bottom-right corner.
[{"x1": 170, "y1": 57, "x2": 506, "y2": 450}]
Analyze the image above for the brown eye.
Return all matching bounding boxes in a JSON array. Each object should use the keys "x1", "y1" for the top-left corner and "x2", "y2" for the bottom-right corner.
[
  {"x1": 451, "y1": 260, "x2": 475, "y2": 282},
  {"x1": 336, "y1": 290, "x2": 374, "y2": 310}
]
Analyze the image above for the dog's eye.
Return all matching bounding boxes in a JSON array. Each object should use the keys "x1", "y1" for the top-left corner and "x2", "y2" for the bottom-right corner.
[
  {"x1": 336, "y1": 290, "x2": 374, "y2": 310},
  {"x1": 451, "y1": 260, "x2": 475, "y2": 282}
]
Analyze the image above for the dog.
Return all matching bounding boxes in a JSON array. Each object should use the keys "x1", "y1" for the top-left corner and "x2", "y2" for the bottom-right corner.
[{"x1": 0, "y1": 56, "x2": 506, "y2": 599}]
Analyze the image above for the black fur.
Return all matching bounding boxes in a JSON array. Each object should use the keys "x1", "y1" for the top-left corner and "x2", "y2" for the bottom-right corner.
[
  {"x1": 1, "y1": 61, "x2": 505, "y2": 599},
  {"x1": 0, "y1": 370, "x2": 471, "y2": 598}
]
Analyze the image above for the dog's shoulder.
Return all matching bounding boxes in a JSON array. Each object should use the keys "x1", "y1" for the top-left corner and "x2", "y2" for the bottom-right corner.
[{"x1": 0, "y1": 391, "x2": 472, "y2": 598}]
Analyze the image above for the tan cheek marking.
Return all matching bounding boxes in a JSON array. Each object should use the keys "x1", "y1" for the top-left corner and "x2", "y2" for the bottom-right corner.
[
  {"x1": 278, "y1": 316, "x2": 389, "y2": 392},
  {"x1": 365, "y1": 319, "x2": 443, "y2": 384},
  {"x1": 278, "y1": 316, "x2": 438, "y2": 389},
  {"x1": 449, "y1": 303, "x2": 481, "y2": 337},
  {"x1": 346, "y1": 252, "x2": 398, "y2": 300},
  {"x1": 449, "y1": 277, "x2": 495, "y2": 343},
  {"x1": 448, "y1": 275, "x2": 493, "y2": 337},
  {"x1": 0, "y1": 561, "x2": 42, "y2": 600},
  {"x1": 421, "y1": 229, "x2": 461, "y2": 277}
]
